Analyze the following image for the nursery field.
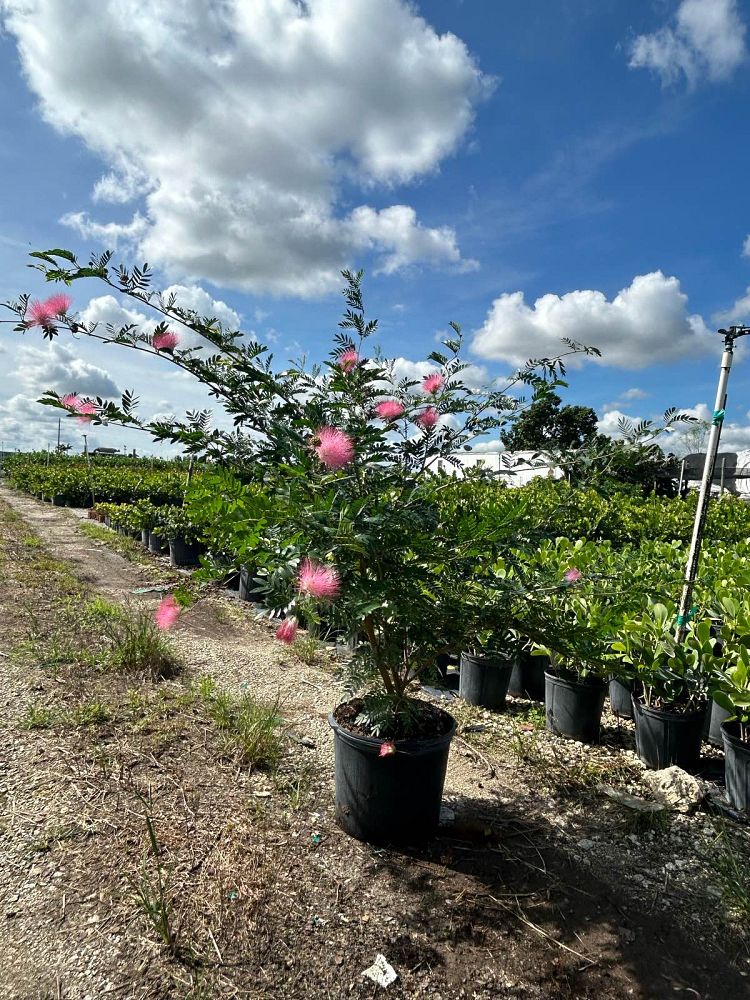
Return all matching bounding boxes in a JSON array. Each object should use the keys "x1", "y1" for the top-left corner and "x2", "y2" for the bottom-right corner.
[{"x1": 1, "y1": 486, "x2": 750, "y2": 1000}]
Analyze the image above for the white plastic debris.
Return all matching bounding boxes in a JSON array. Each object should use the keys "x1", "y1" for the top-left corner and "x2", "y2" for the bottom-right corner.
[{"x1": 361, "y1": 954, "x2": 397, "y2": 988}]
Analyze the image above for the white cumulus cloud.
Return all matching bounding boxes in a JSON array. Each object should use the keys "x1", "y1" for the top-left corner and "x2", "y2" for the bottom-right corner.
[
  {"x1": 2, "y1": 0, "x2": 491, "y2": 296},
  {"x1": 629, "y1": 0, "x2": 746, "y2": 86},
  {"x1": 471, "y1": 271, "x2": 713, "y2": 370}
]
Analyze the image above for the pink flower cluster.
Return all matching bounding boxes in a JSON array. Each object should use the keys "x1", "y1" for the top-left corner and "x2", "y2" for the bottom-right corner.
[
  {"x1": 415, "y1": 407, "x2": 439, "y2": 430},
  {"x1": 60, "y1": 393, "x2": 98, "y2": 425},
  {"x1": 153, "y1": 330, "x2": 180, "y2": 352},
  {"x1": 313, "y1": 426, "x2": 355, "y2": 470},
  {"x1": 275, "y1": 617, "x2": 299, "y2": 644},
  {"x1": 337, "y1": 348, "x2": 359, "y2": 372},
  {"x1": 375, "y1": 400, "x2": 405, "y2": 421},
  {"x1": 564, "y1": 568, "x2": 582, "y2": 584},
  {"x1": 154, "y1": 594, "x2": 181, "y2": 630},
  {"x1": 26, "y1": 293, "x2": 72, "y2": 329},
  {"x1": 379, "y1": 741, "x2": 396, "y2": 758},
  {"x1": 297, "y1": 558, "x2": 340, "y2": 601},
  {"x1": 422, "y1": 372, "x2": 444, "y2": 395}
]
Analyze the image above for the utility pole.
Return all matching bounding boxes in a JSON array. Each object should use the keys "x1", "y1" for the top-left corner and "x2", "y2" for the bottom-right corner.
[
  {"x1": 57, "y1": 416, "x2": 61, "y2": 453},
  {"x1": 676, "y1": 325, "x2": 750, "y2": 642}
]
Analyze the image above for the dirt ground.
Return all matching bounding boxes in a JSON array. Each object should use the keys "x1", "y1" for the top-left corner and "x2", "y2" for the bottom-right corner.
[{"x1": 1, "y1": 485, "x2": 750, "y2": 1000}]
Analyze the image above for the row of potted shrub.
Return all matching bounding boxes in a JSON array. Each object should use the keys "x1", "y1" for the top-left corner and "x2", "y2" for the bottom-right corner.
[
  {"x1": 455, "y1": 597, "x2": 750, "y2": 814},
  {"x1": 92, "y1": 501, "x2": 205, "y2": 569}
]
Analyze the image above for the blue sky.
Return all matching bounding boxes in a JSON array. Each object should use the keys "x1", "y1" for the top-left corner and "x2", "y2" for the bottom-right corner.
[{"x1": 1, "y1": 0, "x2": 750, "y2": 455}]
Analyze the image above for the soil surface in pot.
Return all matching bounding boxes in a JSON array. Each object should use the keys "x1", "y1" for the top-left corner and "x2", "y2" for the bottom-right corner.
[{"x1": 333, "y1": 696, "x2": 454, "y2": 741}]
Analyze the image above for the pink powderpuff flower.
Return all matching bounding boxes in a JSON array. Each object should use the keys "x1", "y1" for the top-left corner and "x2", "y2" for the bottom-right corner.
[
  {"x1": 422, "y1": 372, "x2": 444, "y2": 395},
  {"x1": 155, "y1": 595, "x2": 181, "y2": 630},
  {"x1": 379, "y1": 741, "x2": 396, "y2": 758},
  {"x1": 60, "y1": 393, "x2": 80, "y2": 411},
  {"x1": 415, "y1": 407, "x2": 439, "y2": 430},
  {"x1": 337, "y1": 348, "x2": 359, "y2": 372},
  {"x1": 313, "y1": 426, "x2": 355, "y2": 470},
  {"x1": 275, "y1": 617, "x2": 299, "y2": 644},
  {"x1": 297, "y1": 559, "x2": 341, "y2": 601},
  {"x1": 152, "y1": 330, "x2": 180, "y2": 352},
  {"x1": 75, "y1": 400, "x2": 98, "y2": 425},
  {"x1": 46, "y1": 293, "x2": 72, "y2": 316},
  {"x1": 374, "y1": 400, "x2": 405, "y2": 421},
  {"x1": 564, "y1": 568, "x2": 582, "y2": 584},
  {"x1": 26, "y1": 299, "x2": 57, "y2": 329}
]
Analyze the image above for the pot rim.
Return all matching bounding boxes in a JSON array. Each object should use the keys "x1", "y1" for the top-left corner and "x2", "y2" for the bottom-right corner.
[
  {"x1": 329, "y1": 702, "x2": 457, "y2": 755},
  {"x1": 544, "y1": 670, "x2": 606, "y2": 690},
  {"x1": 632, "y1": 696, "x2": 707, "y2": 721},
  {"x1": 721, "y1": 720, "x2": 750, "y2": 750}
]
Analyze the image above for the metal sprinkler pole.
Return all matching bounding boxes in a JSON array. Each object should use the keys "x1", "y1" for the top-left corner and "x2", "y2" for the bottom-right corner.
[{"x1": 676, "y1": 326, "x2": 750, "y2": 642}]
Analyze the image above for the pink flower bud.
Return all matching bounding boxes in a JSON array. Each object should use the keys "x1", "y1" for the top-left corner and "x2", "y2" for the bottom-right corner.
[
  {"x1": 379, "y1": 741, "x2": 396, "y2": 758},
  {"x1": 275, "y1": 618, "x2": 299, "y2": 644}
]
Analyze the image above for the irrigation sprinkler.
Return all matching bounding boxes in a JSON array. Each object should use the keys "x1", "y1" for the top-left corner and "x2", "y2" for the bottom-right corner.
[{"x1": 676, "y1": 325, "x2": 750, "y2": 642}]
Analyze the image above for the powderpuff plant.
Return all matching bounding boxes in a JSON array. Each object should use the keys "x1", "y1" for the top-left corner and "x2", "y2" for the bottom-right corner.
[
  {"x1": 275, "y1": 617, "x2": 299, "y2": 644},
  {"x1": 312, "y1": 426, "x2": 355, "y2": 471},
  {"x1": 415, "y1": 407, "x2": 439, "y2": 430},
  {"x1": 297, "y1": 559, "x2": 340, "y2": 601},
  {"x1": 26, "y1": 293, "x2": 73, "y2": 329},
  {"x1": 153, "y1": 330, "x2": 180, "y2": 352},
  {"x1": 422, "y1": 373, "x2": 444, "y2": 395},
  {"x1": 374, "y1": 400, "x2": 405, "y2": 421},
  {"x1": 46, "y1": 293, "x2": 72, "y2": 317},
  {"x1": 337, "y1": 348, "x2": 359, "y2": 372}
]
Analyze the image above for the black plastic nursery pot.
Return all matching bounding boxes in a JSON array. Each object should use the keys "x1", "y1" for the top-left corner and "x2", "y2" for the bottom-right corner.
[
  {"x1": 147, "y1": 530, "x2": 168, "y2": 555},
  {"x1": 632, "y1": 698, "x2": 705, "y2": 771},
  {"x1": 609, "y1": 677, "x2": 635, "y2": 720},
  {"x1": 459, "y1": 651, "x2": 514, "y2": 711},
  {"x1": 508, "y1": 650, "x2": 547, "y2": 701},
  {"x1": 721, "y1": 722, "x2": 750, "y2": 813},
  {"x1": 329, "y1": 703, "x2": 456, "y2": 844},
  {"x1": 169, "y1": 536, "x2": 202, "y2": 568},
  {"x1": 704, "y1": 699, "x2": 731, "y2": 748},
  {"x1": 545, "y1": 672, "x2": 606, "y2": 743},
  {"x1": 239, "y1": 565, "x2": 263, "y2": 602},
  {"x1": 141, "y1": 528, "x2": 149, "y2": 547},
  {"x1": 52, "y1": 495, "x2": 66, "y2": 507}
]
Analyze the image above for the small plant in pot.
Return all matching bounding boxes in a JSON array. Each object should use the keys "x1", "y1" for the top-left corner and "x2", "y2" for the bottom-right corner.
[
  {"x1": 161, "y1": 506, "x2": 204, "y2": 568},
  {"x1": 459, "y1": 627, "x2": 516, "y2": 712},
  {"x1": 713, "y1": 648, "x2": 750, "y2": 812},
  {"x1": 613, "y1": 602, "x2": 715, "y2": 770},
  {"x1": 533, "y1": 591, "x2": 614, "y2": 744}
]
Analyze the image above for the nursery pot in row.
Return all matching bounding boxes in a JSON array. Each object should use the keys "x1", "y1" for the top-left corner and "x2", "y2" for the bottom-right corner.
[
  {"x1": 609, "y1": 677, "x2": 635, "y2": 720},
  {"x1": 632, "y1": 698, "x2": 705, "y2": 771},
  {"x1": 704, "y1": 699, "x2": 731, "y2": 748},
  {"x1": 239, "y1": 565, "x2": 264, "y2": 602},
  {"x1": 459, "y1": 651, "x2": 513, "y2": 710},
  {"x1": 329, "y1": 702, "x2": 456, "y2": 844},
  {"x1": 508, "y1": 651, "x2": 547, "y2": 701},
  {"x1": 721, "y1": 722, "x2": 750, "y2": 813},
  {"x1": 169, "y1": 535, "x2": 202, "y2": 568},
  {"x1": 545, "y1": 672, "x2": 606, "y2": 743},
  {"x1": 148, "y1": 530, "x2": 168, "y2": 555}
]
